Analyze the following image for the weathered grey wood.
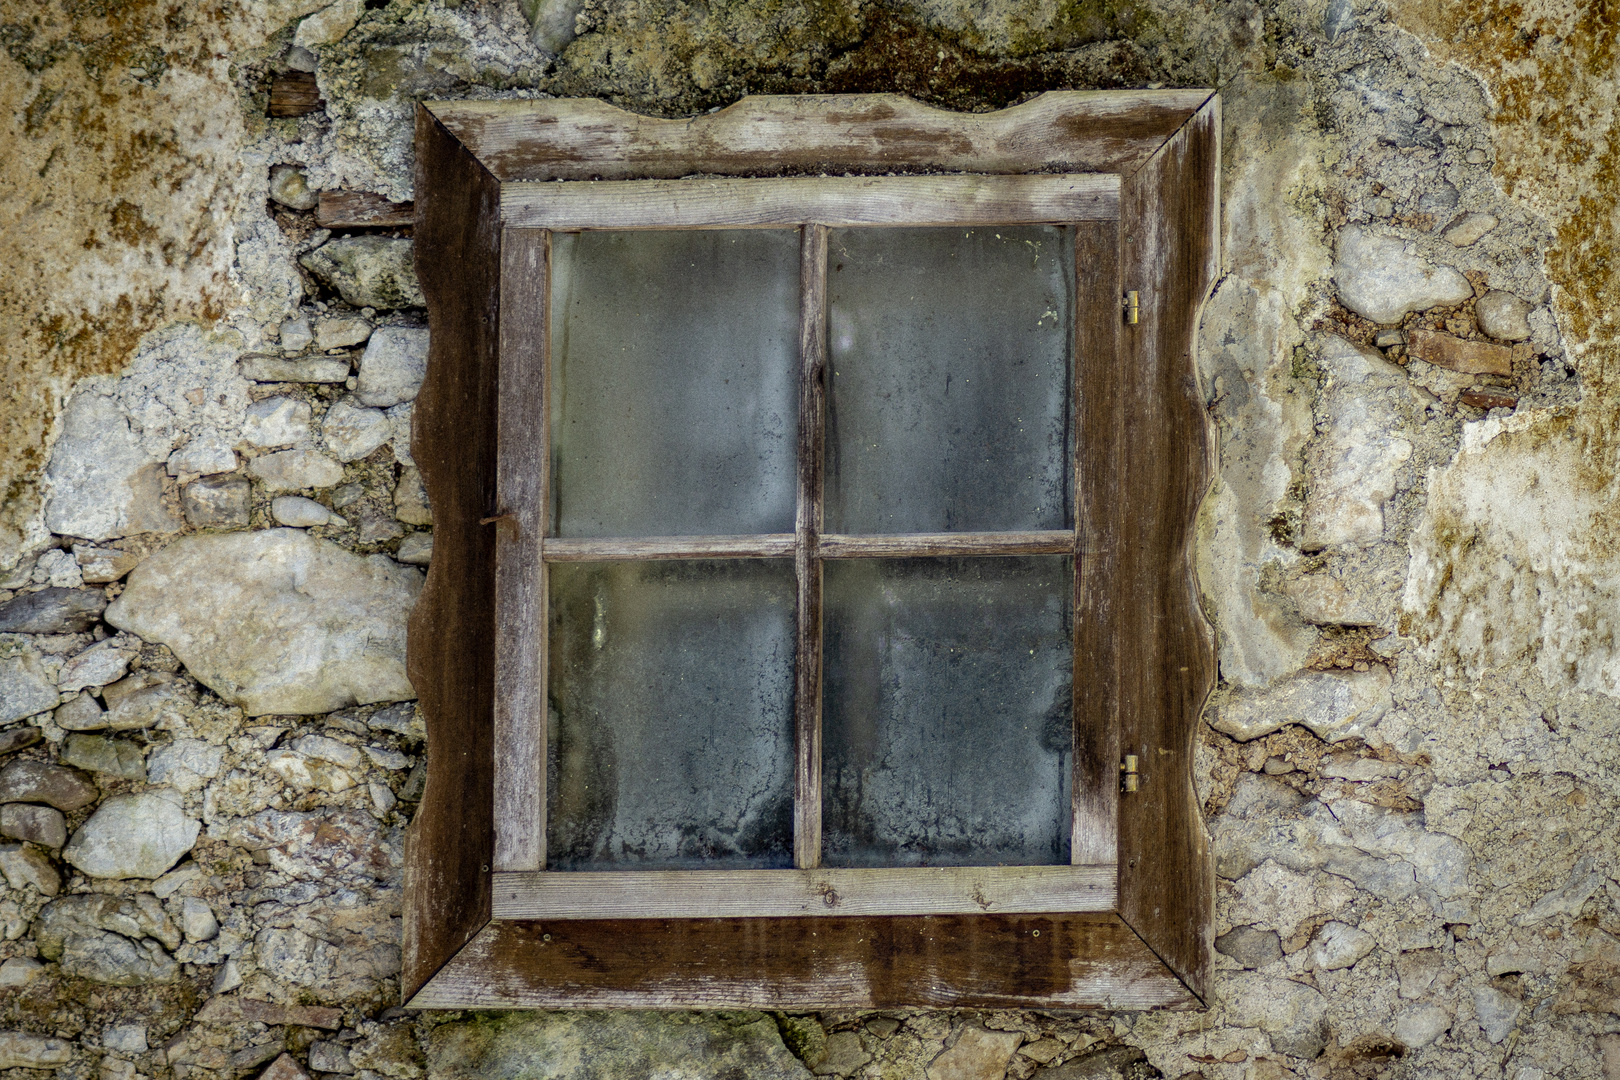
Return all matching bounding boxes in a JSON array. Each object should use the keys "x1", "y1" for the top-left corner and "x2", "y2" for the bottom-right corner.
[
  {"x1": 1072, "y1": 220, "x2": 1122, "y2": 868},
  {"x1": 492, "y1": 865, "x2": 1115, "y2": 920},
  {"x1": 503, "y1": 174, "x2": 1118, "y2": 229},
  {"x1": 402, "y1": 104, "x2": 501, "y2": 999},
  {"x1": 316, "y1": 190, "x2": 415, "y2": 228},
  {"x1": 1114, "y1": 96, "x2": 1221, "y2": 1003},
  {"x1": 268, "y1": 71, "x2": 321, "y2": 118},
  {"x1": 541, "y1": 535, "x2": 796, "y2": 561},
  {"x1": 424, "y1": 91, "x2": 1211, "y2": 181},
  {"x1": 795, "y1": 224, "x2": 829, "y2": 870},
  {"x1": 818, "y1": 531, "x2": 1074, "y2": 558},
  {"x1": 491, "y1": 228, "x2": 549, "y2": 873},
  {"x1": 408, "y1": 914, "x2": 1197, "y2": 1010}
]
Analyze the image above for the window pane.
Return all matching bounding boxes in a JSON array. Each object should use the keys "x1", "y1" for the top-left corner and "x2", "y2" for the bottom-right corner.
[
  {"x1": 825, "y1": 226, "x2": 1075, "y2": 534},
  {"x1": 821, "y1": 556, "x2": 1073, "y2": 867},
  {"x1": 547, "y1": 559, "x2": 797, "y2": 870},
  {"x1": 550, "y1": 230, "x2": 800, "y2": 538}
]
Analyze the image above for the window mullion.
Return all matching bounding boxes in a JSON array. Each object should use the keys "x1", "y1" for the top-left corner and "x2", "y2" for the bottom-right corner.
[{"x1": 794, "y1": 223, "x2": 829, "y2": 870}]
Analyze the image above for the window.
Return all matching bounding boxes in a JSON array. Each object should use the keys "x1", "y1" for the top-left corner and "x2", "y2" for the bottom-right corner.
[{"x1": 405, "y1": 90, "x2": 1220, "y2": 1010}]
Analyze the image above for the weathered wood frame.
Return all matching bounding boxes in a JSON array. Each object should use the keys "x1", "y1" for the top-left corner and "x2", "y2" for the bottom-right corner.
[{"x1": 407, "y1": 90, "x2": 1219, "y2": 1011}]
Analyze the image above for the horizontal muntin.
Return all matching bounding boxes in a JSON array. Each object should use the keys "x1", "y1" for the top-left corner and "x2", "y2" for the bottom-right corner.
[
  {"x1": 540, "y1": 531, "x2": 1077, "y2": 561},
  {"x1": 491, "y1": 864, "x2": 1116, "y2": 920}
]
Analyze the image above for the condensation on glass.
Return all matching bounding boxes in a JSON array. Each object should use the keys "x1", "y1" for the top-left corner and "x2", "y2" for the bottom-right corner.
[
  {"x1": 549, "y1": 229, "x2": 801, "y2": 538},
  {"x1": 546, "y1": 560, "x2": 798, "y2": 870},
  {"x1": 821, "y1": 556, "x2": 1074, "y2": 867},
  {"x1": 825, "y1": 226, "x2": 1076, "y2": 535}
]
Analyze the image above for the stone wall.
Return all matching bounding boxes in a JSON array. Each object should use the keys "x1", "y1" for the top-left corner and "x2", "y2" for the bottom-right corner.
[{"x1": 0, "y1": 0, "x2": 1616, "y2": 1077}]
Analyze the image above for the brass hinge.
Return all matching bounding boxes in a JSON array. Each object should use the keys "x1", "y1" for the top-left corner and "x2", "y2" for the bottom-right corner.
[
  {"x1": 1120, "y1": 754, "x2": 1140, "y2": 793},
  {"x1": 1124, "y1": 290, "x2": 1141, "y2": 325}
]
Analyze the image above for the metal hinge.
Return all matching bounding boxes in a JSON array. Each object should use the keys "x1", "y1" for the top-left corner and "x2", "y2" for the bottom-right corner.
[
  {"x1": 1124, "y1": 291, "x2": 1141, "y2": 325},
  {"x1": 1120, "y1": 754, "x2": 1140, "y2": 793}
]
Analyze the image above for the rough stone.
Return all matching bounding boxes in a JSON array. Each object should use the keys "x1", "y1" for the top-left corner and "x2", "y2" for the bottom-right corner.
[
  {"x1": 395, "y1": 532, "x2": 432, "y2": 565},
  {"x1": 243, "y1": 397, "x2": 314, "y2": 449},
  {"x1": 239, "y1": 357, "x2": 352, "y2": 384},
  {"x1": 180, "y1": 897, "x2": 218, "y2": 943},
  {"x1": 74, "y1": 545, "x2": 139, "y2": 584},
  {"x1": 103, "y1": 1025, "x2": 148, "y2": 1054},
  {"x1": 0, "y1": 958, "x2": 41, "y2": 988},
  {"x1": 355, "y1": 328, "x2": 429, "y2": 408},
  {"x1": 268, "y1": 165, "x2": 319, "y2": 211},
  {"x1": 315, "y1": 316, "x2": 372, "y2": 351},
  {"x1": 0, "y1": 804, "x2": 66, "y2": 849},
  {"x1": 927, "y1": 1025, "x2": 1019, "y2": 1080},
  {"x1": 167, "y1": 432, "x2": 239, "y2": 476},
  {"x1": 106, "y1": 529, "x2": 420, "y2": 715},
  {"x1": 267, "y1": 748, "x2": 356, "y2": 792},
  {"x1": 1308, "y1": 920, "x2": 1374, "y2": 970},
  {"x1": 1397, "y1": 949, "x2": 1442, "y2": 999},
  {"x1": 0, "y1": 1031, "x2": 72, "y2": 1069},
  {"x1": 1301, "y1": 336, "x2": 1413, "y2": 549},
  {"x1": 247, "y1": 450, "x2": 345, "y2": 492},
  {"x1": 1036, "y1": 1046, "x2": 1153, "y2": 1078},
  {"x1": 0, "y1": 587, "x2": 106, "y2": 634},
  {"x1": 1280, "y1": 574, "x2": 1374, "y2": 625},
  {"x1": 101, "y1": 671, "x2": 192, "y2": 730},
  {"x1": 1476, "y1": 290, "x2": 1534, "y2": 341},
  {"x1": 280, "y1": 317, "x2": 314, "y2": 354},
  {"x1": 37, "y1": 893, "x2": 180, "y2": 985},
  {"x1": 296, "y1": 0, "x2": 364, "y2": 47},
  {"x1": 309, "y1": 1040, "x2": 354, "y2": 1074},
  {"x1": 1215, "y1": 925, "x2": 1283, "y2": 969},
  {"x1": 369, "y1": 701, "x2": 424, "y2": 740},
  {"x1": 230, "y1": 807, "x2": 399, "y2": 881},
  {"x1": 1407, "y1": 328, "x2": 1515, "y2": 376},
  {"x1": 193, "y1": 996, "x2": 343, "y2": 1030},
  {"x1": 63, "y1": 794, "x2": 199, "y2": 879},
  {"x1": 60, "y1": 733, "x2": 146, "y2": 781},
  {"x1": 1519, "y1": 856, "x2": 1605, "y2": 925},
  {"x1": 0, "y1": 844, "x2": 59, "y2": 895},
  {"x1": 428, "y1": 1012, "x2": 811, "y2": 1080},
  {"x1": 1209, "y1": 667, "x2": 1392, "y2": 742},
  {"x1": 183, "y1": 474, "x2": 251, "y2": 529},
  {"x1": 147, "y1": 738, "x2": 225, "y2": 794},
  {"x1": 271, "y1": 496, "x2": 335, "y2": 527},
  {"x1": 322, "y1": 398, "x2": 393, "y2": 462},
  {"x1": 0, "y1": 648, "x2": 59, "y2": 724},
  {"x1": 1442, "y1": 211, "x2": 1498, "y2": 246},
  {"x1": 56, "y1": 638, "x2": 135, "y2": 692},
  {"x1": 0, "y1": 761, "x2": 98, "y2": 811},
  {"x1": 392, "y1": 467, "x2": 431, "y2": 525},
  {"x1": 259, "y1": 1053, "x2": 311, "y2": 1080},
  {"x1": 1391, "y1": 1004, "x2": 1451, "y2": 1049},
  {"x1": 301, "y1": 238, "x2": 424, "y2": 310},
  {"x1": 1333, "y1": 225, "x2": 1473, "y2": 324},
  {"x1": 0, "y1": 727, "x2": 42, "y2": 755},
  {"x1": 1221, "y1": 972, "x2": 1328, "y2": 1058},
  {"x1": 44, "y1": 392, "x2": 180, "y2": 540},
  {"x1": 1473, "y1": 985, "x2": 1522, "y2": 1044}
]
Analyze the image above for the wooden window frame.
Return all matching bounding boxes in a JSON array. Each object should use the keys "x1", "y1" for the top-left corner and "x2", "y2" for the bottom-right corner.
[{"x1": 404, "y1": 90, "x2": 1220, "y2": 1011}]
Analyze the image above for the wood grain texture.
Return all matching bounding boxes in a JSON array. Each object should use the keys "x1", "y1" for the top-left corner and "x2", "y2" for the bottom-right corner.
[
  {"x1": 795, "y1": 224, "x2": 829, "y2": 870},
  {"x1": 268, "y1": 71, "x2": 321, "y2": 117},
  {"x1": 491, "y1": 228, "x2": 549, "y2": 873},
  {"x1": 819, "y1": 531, "x2": 1074, "y2": 558},
  {"x1": 502, "y1": 174, "x2": 1117, "y2": 229},
  {"x1": 1114, "y1": 95, "x2": 1220, "y2": 1003},
  {"x1": 316, "y1": 190, "x2": 416, "y2": 228},
  {"x1": 492, "y1": 865, "x2": 1115, "y2": 919},
  {"x1": 541, "y1": 535, "x2": 796, "y2": 561},
  {"x1": 408, "y1": 913, "x2": 1196, "y2": 1010},
  {"x1": 403, "y1": 104, "x2": 501, "y2": 999},
  {"x1": 1072, "y1": 219, "x2": 1123, "y2": 868},
  {"x1": 424, "y1": 91, "x2": 1210, "y2": 181}
]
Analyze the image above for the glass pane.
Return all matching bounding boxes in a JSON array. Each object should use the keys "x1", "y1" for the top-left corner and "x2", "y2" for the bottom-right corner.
[
  {"x1": 550, "y1": 230, "x2": 800, "y2": 538},
  {"x1": 822, "y1": 556, "x2": 1073, "y2": 867},
  {"x1": 547, "y1": 560, "x2": 797, "y2": 870},
  {"x1": 825, "y1": 226, "x2": 1075, "y2": 534}
]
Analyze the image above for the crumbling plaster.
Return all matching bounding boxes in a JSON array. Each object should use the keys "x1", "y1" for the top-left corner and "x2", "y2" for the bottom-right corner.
[{"x1": 0, "y1": 0, "x2": 1618, "y2": 1077}]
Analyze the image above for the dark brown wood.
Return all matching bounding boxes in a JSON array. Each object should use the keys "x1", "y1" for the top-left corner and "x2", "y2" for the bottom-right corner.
[
  {"x1": 795, "y1": 224, "x2": 829, "y2": 870},
  {"x1": 541, "y1": 535, "x2": 796, "y2": 561},
  {"x1": 403, "y1": 105, "x2": 505, "y2": 1000},
  {"x1": 1072, "y1": 220, "x2": 1123, "y2": 868},
  {"x1": 425, "y1": 92, "x2": 1210, "y2": 181},
  {"x1": 819, "y1": 531, "x2": 1074, "y2": 559},
  {"x1": 1114, "y1": 96, "x2": 1220, "y2": 1003},
  {"x1": 492, "y1": 865, "x2": 1115, "y2": 920},
  {"x1": 409, "y1": 914, "x2": 1196, "y2": 1010},
  {"x1": 491, "y1": 229, "x2": 549, "y2": 873},
  {"x1": 316, "y1": 190, "x2": 417, "y2": 228},
  {"x1": 268, "y1": 71, "x2": 322, "y2": 118},
  {"x1": 501, "y1": 174, "x2": 1118, "y2": 229}
]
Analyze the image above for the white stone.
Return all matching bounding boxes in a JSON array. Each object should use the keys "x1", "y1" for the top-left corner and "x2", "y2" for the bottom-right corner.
[
  {"x1": 1442, "y1": 212, "x2": 1498, "y2": 247},
  {"x1": 31, "y1": 549, "x2": 83, "y2": 588},
  {"x1": 1220, "y1": 972, "x2": 1328, "y2": 1058},
  {"x1": 396, "y1": 532, "x2": 431, "y2": 565},
  {"x1": 0, "y1": 650, "x2": 60, "y2": 724},
  {"x1": 44, "y1": 392, "x2": 180, "y2": 540},
  {"x1": 63, "y1": 794, "x2": 200, "y2": 880},
  {"x1": 105, "y1": 529, "x2": 421, "y2": 716},
  {"x1": 272, "y1": 496, "x2": 332, "y2": 527},
  {"x1": 180, "y1": 898, "x2": 218, "y2": 943},
  {"x1": 115, "y1": 324, "x2": 252, "y2": 464},
  {"x1": 293, "y1": 734, "x2": 362, "y2": 769},
  {"x1": 167, "y1": 432, "x2": 238, "y2": 477},
  {"x1": 927, "y1": 1025, "x2": 1017, "y2": 1080},
  {"x1": 364, "y1": 745, "x2": 408, "y2": 770},
  {"x1": 0, "y1": 844, "x2": 60, "y2": 895},
  {"x1": 147, "y1": 738, "x2": 225, "y2": 794},
  {"x1": 393, "y1": 467, "x2": 431, "y2": 525},
  {"x1": 1473, "y1": 985, "x2": 1521, "y2": 1044},
  {"x1": 1210, "y1": 667, "x2": 1392, "y2": 742},
  {"x1": 74, "y1": 545, "x2": 138, "y2": 585},
  {"x1": 1518, "y1": 855, "x2": 1605, "y2": 925},
  {"x1": 0, "y1": 958, "x2": 41, "y2": 989},
  {"x1": 1309, "y1": 920, "x2": 1374, "y2": 970},
  {"x1": 0, "y1": 1031, "x2": 72, "y2": 1069},
  {"x1": 57, "y1": 639, "x2": 135, "y2": 693},
  {"x1": 212, "y1": 957, "x2": 243, "y2": 994},
  {"x1": 55, "y1": 692, "x2": 107, "y2": 730},
  {"x1": 242, "y1": 397, "x2": 314, "y2": 448},
  {"x1": 1476, "y1": 290, "x2": 1533, "y2": 342},
  {"x1": 1281, "y1": 574, "x2": 1375, "y2": 625},
  {"x1": 1334, "y1": 226, "x2": 1473, "y2": 324},
  {"x1": 1301, "y1": 336, "x2": 1413, "y2": 549},
  {"x1": 248, "y1": 450, "x2": 344, "y2": 492},
  {"x1": 300, "y1": 238, "x2": 424, "y2": 311},
  {"x1": 369, "y1": 781, "x2": 396, "y2": 815},
  {"x1": 280, "y1": 317, "x2": 314, "y2": 355},
  {"x1": 388, "y1": 401, "x2": 416, "y2": 466},
  {"x1": 103, "y1": 1025, "x2": 148, "y2": 1054},
  {"x1": 268, "y1": 164, "x2": 318, "y2": 211},
  {"x1": 315, "y1": 316, "x2": 372, "y2": 351},
  {"x1": 267, "y1": 749, "x2": 357, "y2": 793},
  {"x1": 355, "y1": 328, "x2": 429, "y2": 408},
  {"x1": 1392, "y1": 1005, "x2": 1452, "y2": 1048},
  {"x1": 322, "y1": 398, "x2": 393, "y2": 462},
  {"x1": 296, "y1": 0, "x2": 365, "y2": 48}
]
